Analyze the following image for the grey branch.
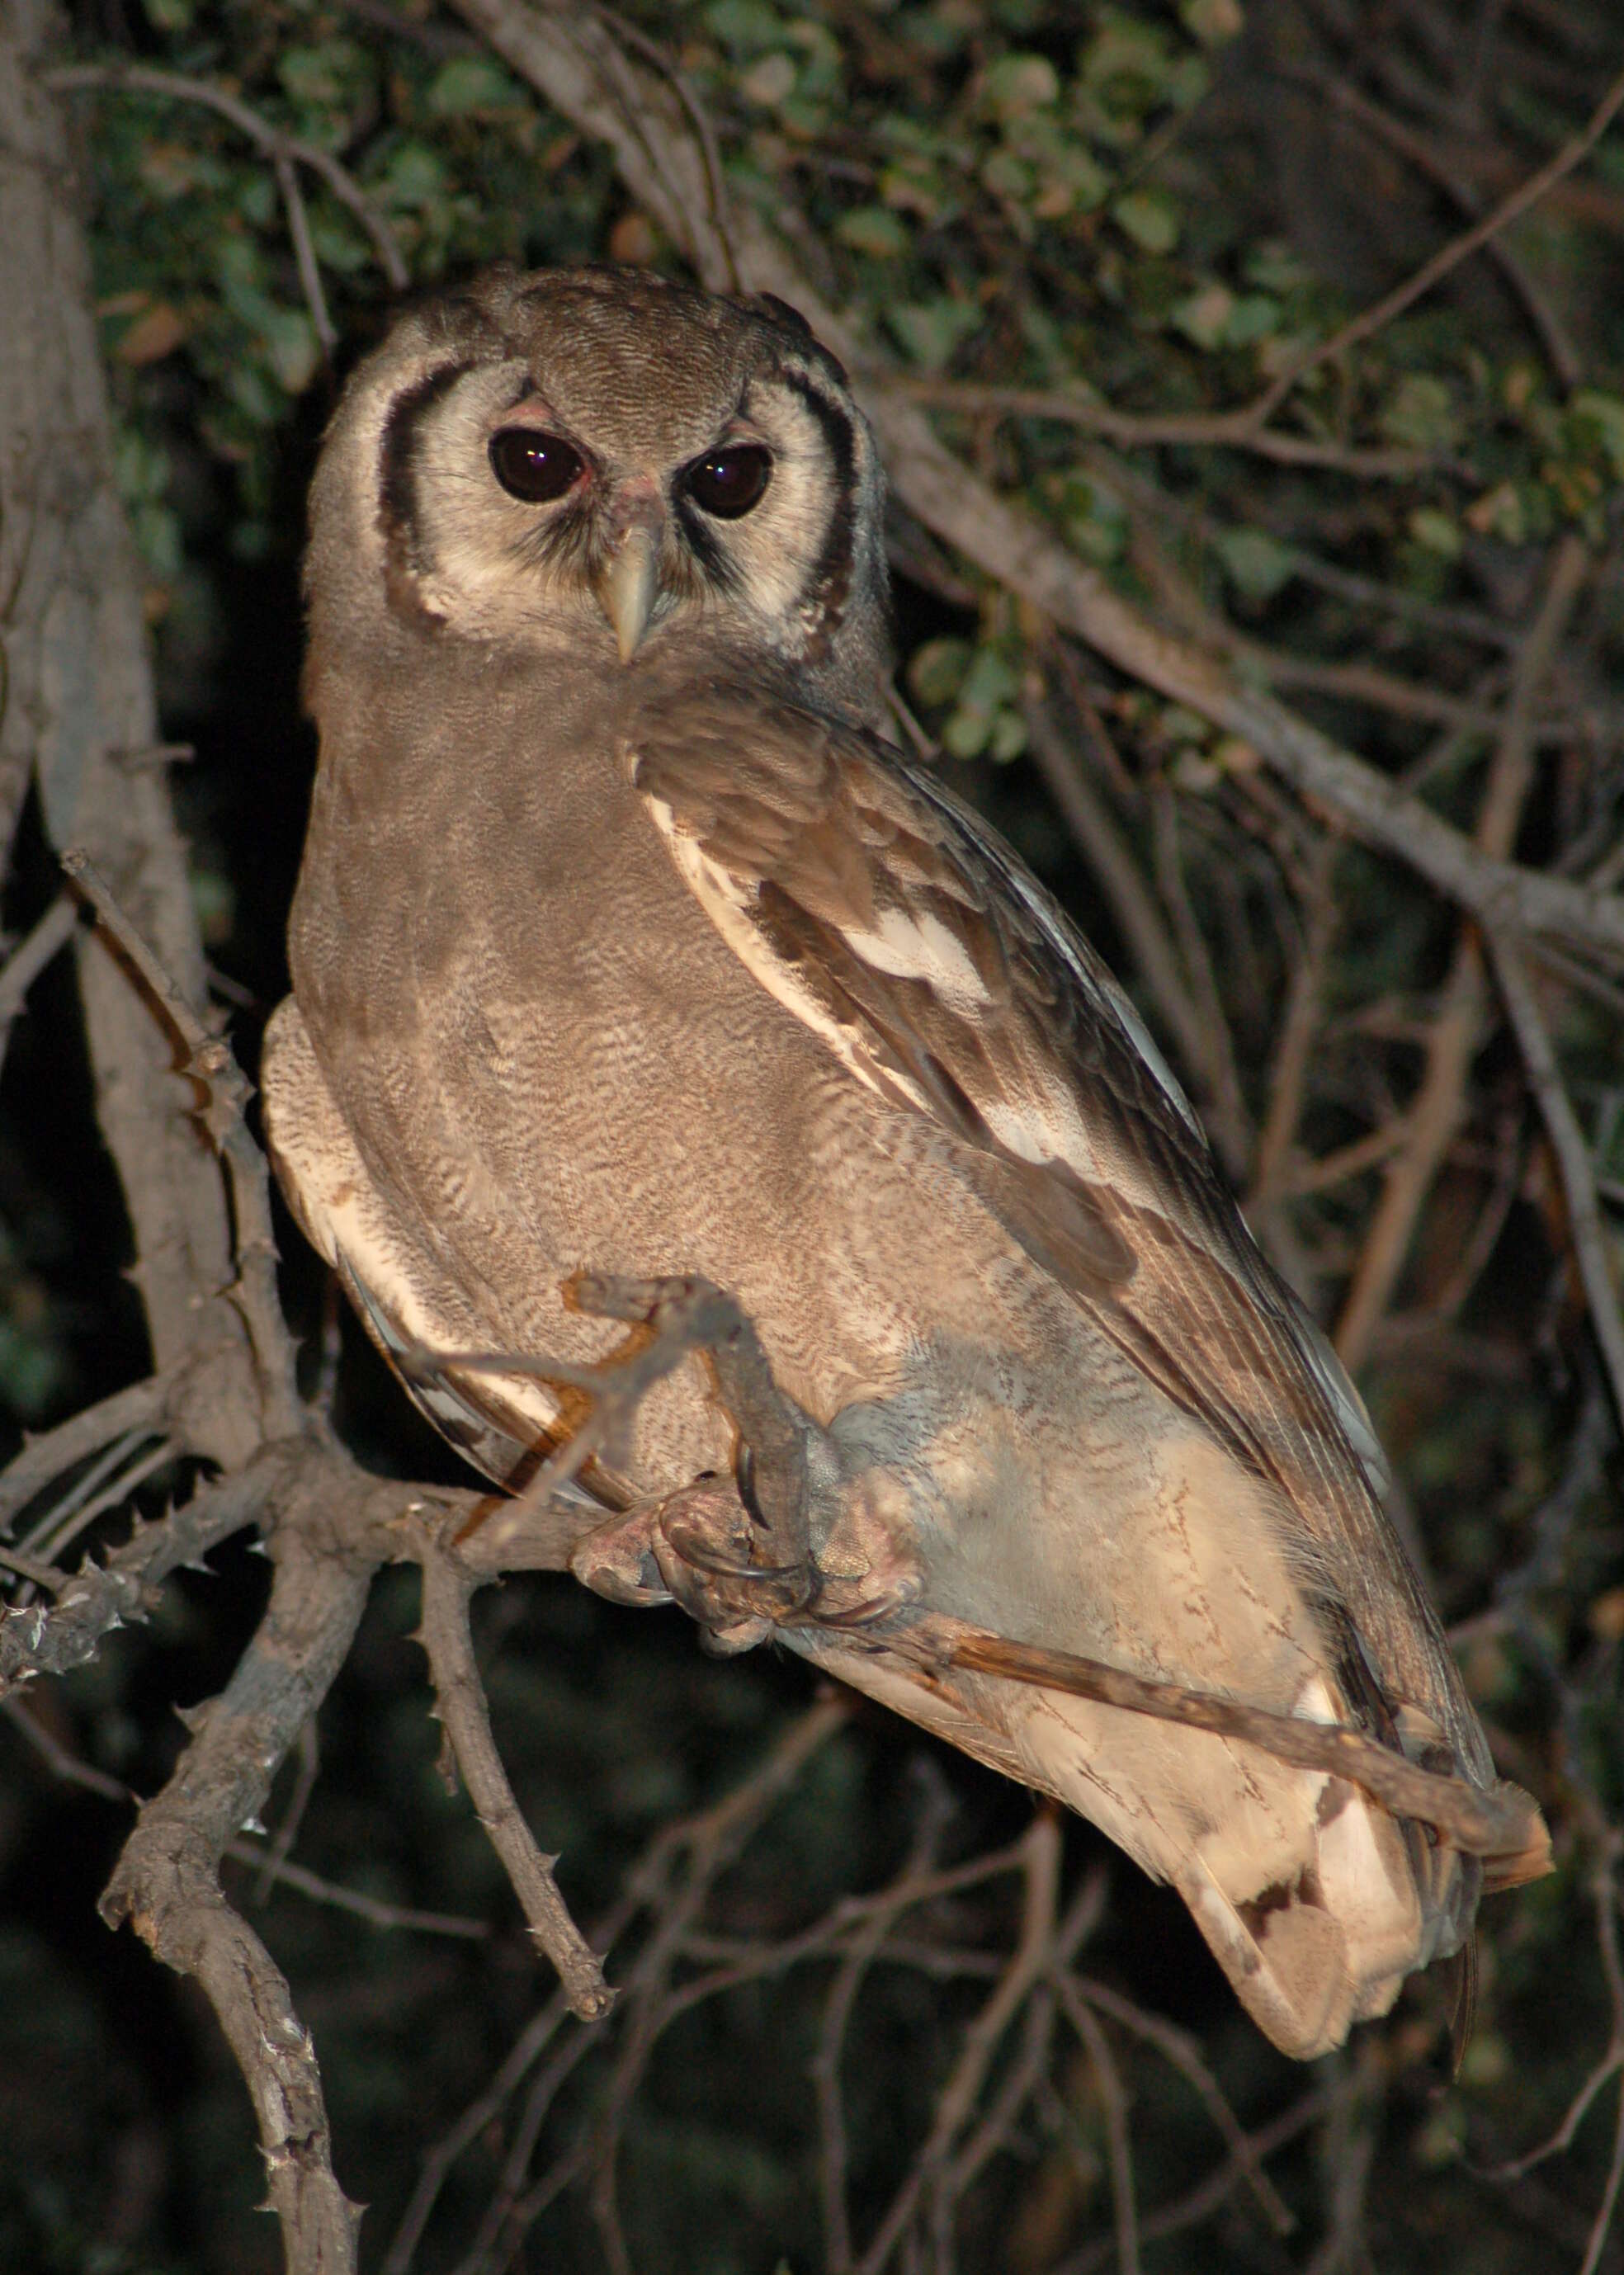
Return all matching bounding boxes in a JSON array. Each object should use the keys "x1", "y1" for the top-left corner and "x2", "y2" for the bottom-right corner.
[
  {"x1": 101, "y1": 1519, "x2": 376, "y2": 2275},
  {"x1": 415, "y1": 1531, "x2": 615, "y2": 2021}
]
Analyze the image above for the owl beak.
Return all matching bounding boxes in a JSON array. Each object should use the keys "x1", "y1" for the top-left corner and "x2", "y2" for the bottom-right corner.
[{"x1": 594, "y1": 522, "x2": 661, "y2": 664}]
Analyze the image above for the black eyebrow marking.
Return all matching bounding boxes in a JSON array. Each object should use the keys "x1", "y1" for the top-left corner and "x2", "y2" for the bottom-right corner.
[
  {"x1": 377, "y1": 361, "x2": 466, "y2": 609},
  {"x1": 773, "y1": 366, "x2": 857, "y2": 654}
]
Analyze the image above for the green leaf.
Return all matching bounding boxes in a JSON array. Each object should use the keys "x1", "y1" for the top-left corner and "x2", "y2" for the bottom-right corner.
[
  {"x1": 1573, "y1": 390, "x2": 1624, "y2": 480},
  {"x1": 704, "y1": 0, "x2": 785, "y2": 54},
  {"x1": 885, "y1": 295, "x2": 981, "y2": 371},
  {"x1": 276, "y1": 40, "x2": 367, "y2": 117},
  {"x1": 1224, "y1": 292, "x2": 1280, "y2": 346},
  {"x1": 989, "y1": 710, "x2": 1029, "y2": 762},
  {"x1": 1213, "y1": 526, "x2": 1295, "y2": 601},
  {"x1": 740, "y1": 53, "x2": 797, "y2": 106},
  {"x1": 426, "y1": 57, "x2": 522, "y2": 116},
  {"x1": 907, "y1": 637, "x2": 971, "y2": 709},
  {"x1": 982, "y1": 54, "x2": 1060, "y2": 119},
  {"x1": 1170, "y1": 281, "x2": 1233, "y2": 349},
  {"x1": 1379, "y1": 375, "x2": 1462, "y2": 454},
  {"x1": 1181, "y1": 0, "x2": 1244, "y2": 45},
  {"x1": 835, "y1": 205, "x2": 909, "y2": 257},
  {"x1": 1112, "y1": 187, "x2": 1179, "y2": 254},
  {"x1": 262, "y1": 309, "x2": 319, "y2": 394},
  {"x1": 1409, "y1": 507, "x2": 1462, "y2": 559},
  {"x1": 1060, "y1": 476, "x2": 1127, "y2": 566}
]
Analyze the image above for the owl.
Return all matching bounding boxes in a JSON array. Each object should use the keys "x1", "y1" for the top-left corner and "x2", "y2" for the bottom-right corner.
[{"x1": 262, "y1": 266, "x2": 1541, "y2": 2060}]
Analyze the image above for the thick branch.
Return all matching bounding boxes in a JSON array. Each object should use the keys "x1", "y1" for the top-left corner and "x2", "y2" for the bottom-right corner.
[
  {"x1": 2, "y1": 0, "x2": 260, "y2": 1465},
  {"x1": 101, "y1": 1513, "x2": 378, "y2": 2273}
]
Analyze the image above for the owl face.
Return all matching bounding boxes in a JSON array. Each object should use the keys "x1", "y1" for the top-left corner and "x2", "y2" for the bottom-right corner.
[{"x1": 306, "y1": 267, "x2": 890, "y2": 715}]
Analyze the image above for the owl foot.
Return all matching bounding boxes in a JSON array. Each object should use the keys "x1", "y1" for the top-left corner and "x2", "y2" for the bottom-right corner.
[
  {"x1": 563, "y1": 1272, "x2": 923, "y2": 1648},
  {"x1": 569, "y1": 1470, "x2": 923, "y2": 1654}
]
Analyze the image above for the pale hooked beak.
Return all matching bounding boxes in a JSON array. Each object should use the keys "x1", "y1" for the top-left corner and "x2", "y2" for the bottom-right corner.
[{"x1": 593, "y1": 522, "x2": 661, "y2": 663}]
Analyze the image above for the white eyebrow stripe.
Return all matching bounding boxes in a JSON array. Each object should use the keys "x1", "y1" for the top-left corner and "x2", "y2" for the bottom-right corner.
[{"x1": 840, "y1": 904, "x2": 993, "y2": 1012}]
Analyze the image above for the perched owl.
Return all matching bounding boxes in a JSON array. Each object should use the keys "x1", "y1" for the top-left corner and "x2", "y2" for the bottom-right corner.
[{"x1": 262, "y1": 266, "x2": 1542, "y2": 2060}]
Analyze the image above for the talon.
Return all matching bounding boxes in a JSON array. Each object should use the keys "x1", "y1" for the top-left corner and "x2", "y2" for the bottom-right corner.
[
  {"x1": 698, "y1": 1616, "x2": 774, "y2": 1657},
  {"x1": 570, "y1": 1513, "x2": 675, "y2": 1607}
]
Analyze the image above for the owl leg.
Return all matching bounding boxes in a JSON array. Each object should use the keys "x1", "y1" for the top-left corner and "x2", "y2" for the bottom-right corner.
[{"x1": 564, "y1": 1273, "x2": 923, "y2": 1649}]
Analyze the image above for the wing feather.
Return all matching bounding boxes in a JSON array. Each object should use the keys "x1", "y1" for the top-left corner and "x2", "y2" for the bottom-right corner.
[{"x1": 628, "y1": 681, "x2": 1489, "y2": 1779}]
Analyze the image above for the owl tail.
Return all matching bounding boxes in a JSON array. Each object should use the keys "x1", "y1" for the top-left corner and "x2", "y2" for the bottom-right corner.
[{"x1": 994, "y1": 1662, "x2": 1542, "y2": 2061}]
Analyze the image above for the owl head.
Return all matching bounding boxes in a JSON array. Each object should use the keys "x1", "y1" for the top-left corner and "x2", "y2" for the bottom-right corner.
[{"x1": 304, "y1": 265, "x2": 891, "y2": 717}]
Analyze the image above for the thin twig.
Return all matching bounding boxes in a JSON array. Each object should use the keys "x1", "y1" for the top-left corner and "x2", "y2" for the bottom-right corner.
[
  {"x1": 273, "y1": 149, "x2": 337, "y2": 363},
  {"x1": 0, "y1": 1377, "x2": 169, "y2": 1532},
  {"x1": 1489, "y1": 934, "x2": 1624, "y2": 1427},
  {"x1": 415, "y1": 1532, "x2": 611, "y2": 2021},
  {"x1": 63, "y1": 848, "x2": 303, "y2": 1442},
  {"x1": 1249, "y1": 59, "x2": 1624, "y2": 428},
  {"x1": 0, "y1": 1449, "x2": 291, "y2": 1694},
  {"x1": 1054, "y1": 1975, "x2": 1143, "y2": 2275},
  {"x1": 1058, "y1": 2089, "x2": 1331, "y2": 2274},
  {"x1": 2, "y1": 1695, "x2": 489, "y2": 1936},
  {"x1": 1335, "y1": 531, "x2": 1591, "y2": 1366},
  {"x1": 1024, "y1": 690, "x2": 1244, "y2": 1170},
  {"x1": 0, "y1": 892, "x2": 78, "y2": 1064},
  {"x1": 940, "y1": 1627, "x2": 1547, "y2": 1867},
  {"x1": 1277, "y1": 61, "x2": 1582, "y2": 389},
  {"x1": 45, "y1": 63, "x2": 408, "y2": 290},
  {"x1": 894, "y1": 377, "x2": 1437, "y2": 478},
  {"x1": 1071, "y1": 1976, "x2": 1295, "y2": 2236},
  {"x1": 853, "y1": 1811, "x2": 1061, "y2": 2275}
]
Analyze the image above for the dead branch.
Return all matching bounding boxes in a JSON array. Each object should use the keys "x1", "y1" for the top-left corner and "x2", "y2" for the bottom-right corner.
[
  {"x1": 101, "y1": 1514, "x2": 377, "y2": 2274},
  {"x1": 5, "y1": 0, "x2": 262, "y2": 1466},
  {"x1": 1336, "y1": 531, "x2": 1591, "y2": 1366},
  {"x1": 0, "y1": 1447, "x2": 289, "y2": 1692},
  {"x1": 941, "y1": 1629, "x2": 1547, "y2": 1871},
  {"x1": 63, "y1": 847, "x2": 304, "y2": 1442},
  {"x1": 45, "y1": 61, "x2": 408, "y2": 292},
  {"x1": 1488, "y1": 934, "x2": 1624, "y2": 1426},
  {"x1": 414, "y1": 1525, "x2": 612, "y2": 2021}
]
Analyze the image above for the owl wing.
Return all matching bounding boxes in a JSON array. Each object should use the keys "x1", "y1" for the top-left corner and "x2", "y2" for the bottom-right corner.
[{"x1": 628, "y1": 679, "x2": 1491, "y2": 1786}]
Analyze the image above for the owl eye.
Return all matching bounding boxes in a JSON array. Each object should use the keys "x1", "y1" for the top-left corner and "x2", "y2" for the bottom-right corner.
[
  {"x1": 489, "y1": 427, "x2": 586, "y2": 503},
  {"x1": 684, "y1": 444, "x2": 772, "y2": 520}
]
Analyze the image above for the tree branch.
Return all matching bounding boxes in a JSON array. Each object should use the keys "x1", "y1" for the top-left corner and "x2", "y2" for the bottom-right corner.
[
  {"x1": 100, "y1": 1511, "x2": 378, "y2": 2274},
  {"x1": 415, "y1": 1527, "x2": 613, "y2": 2021}
]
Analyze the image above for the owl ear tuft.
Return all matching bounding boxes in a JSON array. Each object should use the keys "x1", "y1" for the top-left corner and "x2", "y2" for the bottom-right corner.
[{"x1": 750, "y1": 293, "x2": 814, "y2": 342}]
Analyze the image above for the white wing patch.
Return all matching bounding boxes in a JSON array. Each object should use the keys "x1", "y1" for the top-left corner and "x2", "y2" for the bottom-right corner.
[
  {"x1": 644, "y1": 791, "x2": 937, "y2": 1122},
  {"x1": 841, "y1": 903, "x2": 994, "y2": 1014},
  {"x1": 643, "y1": 786, "x2": 1121, "y2": 1195}
]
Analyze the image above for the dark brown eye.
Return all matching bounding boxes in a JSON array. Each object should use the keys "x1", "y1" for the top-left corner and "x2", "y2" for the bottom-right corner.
[
  {"x1": 684, "y1": 444, "x2": 772, "y2": 519},
  {"x1": 489, "y1": 427, "x2": 585, "y2": 503}
]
